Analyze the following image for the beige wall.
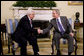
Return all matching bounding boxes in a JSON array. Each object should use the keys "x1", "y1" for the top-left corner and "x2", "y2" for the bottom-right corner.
[
  {"x1": 1, "y1": 1, "x2": 83, "y2": 24},
  {"x1": 55, "y1": 1, "x2": 83, "y2": 23},
  {"x1": 1, "y1": 1, "x2": 16, "y2": 24}
]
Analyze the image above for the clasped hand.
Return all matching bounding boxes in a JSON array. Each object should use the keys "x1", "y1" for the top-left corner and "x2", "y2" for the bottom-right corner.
[{"x1": 37, "y1": 28, "x2": 43, "y2": 34}]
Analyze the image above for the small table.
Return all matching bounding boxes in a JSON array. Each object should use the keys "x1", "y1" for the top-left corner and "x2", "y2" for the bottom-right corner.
[
  {"x1": 74, "y1": 22, "x2": 80, "y2": 29},
  {"x1": 0, "y1": 35, "x2": 3, "y2": 55},
  {"x1": 74, "y1": 22, "x2": 80, "y2": 42},
  {"x1": 1, "y1": 24, "x2": 6, "y2": 45}
]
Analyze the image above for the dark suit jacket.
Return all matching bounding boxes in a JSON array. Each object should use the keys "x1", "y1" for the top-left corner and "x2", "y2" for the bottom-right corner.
[
  {"x1": 43, "y1": 16, "x2": 72, "y2": 34},
  {"x1": 12, "y1": 15, "x2": 38, "y2": 45}
]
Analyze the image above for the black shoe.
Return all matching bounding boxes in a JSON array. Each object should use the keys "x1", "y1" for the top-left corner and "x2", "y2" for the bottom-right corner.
[
  {"x1": 57, "y1": 51, "x2": 61, "y2": 55},
  {"x1": 34, "y1": 53, "x2": 40, "y2": 55},
  {"x1": 68, "y1": 52, "x2": 72, "y2": 55},
  {"x1": 51, "y1": 52, "x2": 54, "y2": 55},
  {"x1": 36, "y1": 53, "x2": 39, "y2": 55}
]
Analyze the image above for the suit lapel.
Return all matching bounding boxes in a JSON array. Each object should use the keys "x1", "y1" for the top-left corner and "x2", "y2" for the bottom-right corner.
[
  {"x1": 26, "y1": 15, "x2": 32, "y2": 28},
  {"x1": 53, "y1": 18, "x2": 59, "y2": 31}
]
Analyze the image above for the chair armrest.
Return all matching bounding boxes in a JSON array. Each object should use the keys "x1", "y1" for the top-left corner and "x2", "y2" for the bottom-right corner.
[{"x1": 72, "y1": 29, "x2": 77, "y2": 33}]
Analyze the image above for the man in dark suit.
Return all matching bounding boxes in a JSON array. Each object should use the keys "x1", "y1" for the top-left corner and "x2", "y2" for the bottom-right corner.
[
  {"x1": 38, "y1": 9, "x2": 74, "y2": 55},
  {"x1": 12, "y1": 8, "x2": 39, "y2": 55}
]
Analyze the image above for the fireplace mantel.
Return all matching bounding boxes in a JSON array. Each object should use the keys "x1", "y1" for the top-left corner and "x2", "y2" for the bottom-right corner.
[
  {"x1": 12, "y1": 7, "x2": 60, "y2": 10},
  {"x1": 12, "y1": 7, "x2": 60, "y2": 21}
]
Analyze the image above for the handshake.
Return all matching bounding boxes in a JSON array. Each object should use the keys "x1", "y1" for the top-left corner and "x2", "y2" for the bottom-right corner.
[{"x1": 37, "y1": 29, "x2": 43, "y2": 34}]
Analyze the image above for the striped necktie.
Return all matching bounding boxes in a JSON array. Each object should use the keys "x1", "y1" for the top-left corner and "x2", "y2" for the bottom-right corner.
[{"x1": 57, "y1": 19, "x2": 65, "y2": 34}]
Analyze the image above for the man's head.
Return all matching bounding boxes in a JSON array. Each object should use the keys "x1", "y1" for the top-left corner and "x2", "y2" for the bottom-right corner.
[
  {"x1": 26, "y1": 8, "x2": 35, "y2": 20},
  {"x1": 52, "y1": 9, "x2": 60, "y2": 18}
]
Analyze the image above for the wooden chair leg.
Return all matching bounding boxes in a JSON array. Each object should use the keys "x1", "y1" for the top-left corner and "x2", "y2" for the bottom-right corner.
[
  {"x1": 0, "y1": 40, "x2": 3, "y2": 55},
  {"x1": 73, "y1": 36, "x2": 78, "y2": 55},
  {"x1": 8, "y1": 36, "x2": 11, "y2": 53},
  {"x1": 51, "y1": 44, "x2": 54, "y2": 55},
  {"x1": 12, "y1": 42, "x2": 15, "y2": 55},
  {"x1": 8, "y1": 44, "x2": 10, "y2": 53},
  {"x1": 1, "y1": 32, "x2": 3, "y2": 55}
]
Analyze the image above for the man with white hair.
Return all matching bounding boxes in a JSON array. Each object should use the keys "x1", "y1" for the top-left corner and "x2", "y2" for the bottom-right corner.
[{"x1": 12, "y1": 8, "x2": 40, "y2": 55}]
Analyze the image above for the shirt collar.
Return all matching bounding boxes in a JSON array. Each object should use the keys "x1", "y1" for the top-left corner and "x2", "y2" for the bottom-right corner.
[
  {"x1": 56, "y1": 17, "x2": 60, "y2": 20},
  {"x1": 28, "y1": 16, "x2": 31, "y2": 21},
  {"x1": 58, "y1": 17, "x2": 60, "y2": 19}
]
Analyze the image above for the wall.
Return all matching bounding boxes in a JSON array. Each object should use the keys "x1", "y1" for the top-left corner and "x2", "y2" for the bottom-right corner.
[
  {"x1": 1, "y1": 1, "x2": 16, "y2": 24},
  {"x1": 55, "y1": 1, "x2": 83, "y2": 23},
  {"x1": 1, "y1": 1, "x2": 83, "y2": 24}
]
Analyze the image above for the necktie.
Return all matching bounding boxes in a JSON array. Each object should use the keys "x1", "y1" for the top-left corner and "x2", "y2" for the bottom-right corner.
[
  {"x1": 30, "y1": 19, "x2": 32, "y2": 27},
  {"x1": 57, "y1": 19, "x2": 65, "y2": 34}
]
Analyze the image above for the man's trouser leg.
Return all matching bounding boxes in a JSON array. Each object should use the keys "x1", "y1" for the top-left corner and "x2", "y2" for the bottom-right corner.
[
  {"x1": 29, "y1": 37, "x2": 39, "y2": 54},
  {"x1": 62, "y1": 34, "x2": 74, "y2": 54},
  {"x1": 54, "y1": 33, "x2": 61, "y2": 55}
]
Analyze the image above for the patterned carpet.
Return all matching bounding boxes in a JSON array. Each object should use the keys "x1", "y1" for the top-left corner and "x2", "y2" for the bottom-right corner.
[{"x1": 1, "y1": 27, "x2": 83, "y2": 55}]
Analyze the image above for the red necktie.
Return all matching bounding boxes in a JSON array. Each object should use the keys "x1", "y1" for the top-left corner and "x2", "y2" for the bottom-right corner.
[{"x1": 30, "y1": 20, "x2": 32, "y2": 27}]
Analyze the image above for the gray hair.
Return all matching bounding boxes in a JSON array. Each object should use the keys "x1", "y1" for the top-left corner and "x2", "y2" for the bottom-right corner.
[
  {"x1": 55, "y1": 9, "x2": 60, "y2": 15},
  {"x1": 26, "y1": 7, "x2": 34, "y2": 15}
]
